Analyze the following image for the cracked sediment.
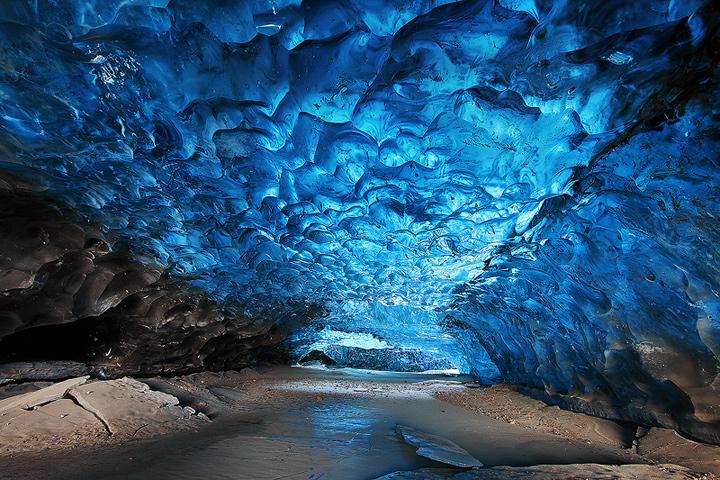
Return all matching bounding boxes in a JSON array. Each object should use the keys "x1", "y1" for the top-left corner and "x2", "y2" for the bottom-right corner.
[{"x1": 0, "y1": 367, "x2": 717, "y2": 480}]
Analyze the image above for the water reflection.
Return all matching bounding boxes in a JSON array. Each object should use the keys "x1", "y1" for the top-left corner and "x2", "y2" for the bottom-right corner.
[
  {"x1": 108, "y1": 396, "x2": 431, "y2": 480},
  {"x1": 97, "y1": 372, "x2": 630, "y2": 480}
]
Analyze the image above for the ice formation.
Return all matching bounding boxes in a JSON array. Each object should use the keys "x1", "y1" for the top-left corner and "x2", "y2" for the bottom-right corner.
[{"x1": 0, "y1": 1, "x2": 719, "y2": 442}]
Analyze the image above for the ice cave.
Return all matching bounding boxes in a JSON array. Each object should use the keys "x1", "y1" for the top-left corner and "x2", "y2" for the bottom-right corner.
[{"x1": 0, "y1": 1, "x2": 719, "y2": 479}]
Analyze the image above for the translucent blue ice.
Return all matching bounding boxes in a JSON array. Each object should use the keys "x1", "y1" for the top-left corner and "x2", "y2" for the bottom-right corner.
[
  {"x1": 286, "y1": 303, "x2": 492, "y2": 374},
  {"x1": 1, "y1": 0, "x2": 719, "y2": 433}
]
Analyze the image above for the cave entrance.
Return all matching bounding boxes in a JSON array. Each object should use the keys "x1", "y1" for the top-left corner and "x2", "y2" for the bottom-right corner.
[{"x1": 284, "y1": 301, "x2": 500, "y2": 380}]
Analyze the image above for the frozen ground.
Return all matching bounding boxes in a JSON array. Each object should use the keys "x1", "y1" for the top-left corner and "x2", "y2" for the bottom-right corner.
[{"x1": 0, "y1": 366, "x2": 717, "y2": 479}]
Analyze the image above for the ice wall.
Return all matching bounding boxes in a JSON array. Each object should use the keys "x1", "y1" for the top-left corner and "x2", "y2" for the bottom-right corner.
[{"x1": 0, "y1": 0, "x2": 718, "y2": 441}]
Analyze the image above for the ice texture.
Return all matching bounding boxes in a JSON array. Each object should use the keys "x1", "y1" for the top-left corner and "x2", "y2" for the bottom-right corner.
[
  {"x1": 0, "y1": 1, "x2": 719, "y2": 440},
  {"x1": 286, "y1": 303, "x2": 494, "y2": 374}
]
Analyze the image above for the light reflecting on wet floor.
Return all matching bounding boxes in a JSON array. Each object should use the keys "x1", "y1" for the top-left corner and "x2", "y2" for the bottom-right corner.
[
  {"x1": 100, "y1": 382, "x2": 630, "y2": 480},
  {"x1": 111, "y1": 398, "x2": 436, "y2": 480}
]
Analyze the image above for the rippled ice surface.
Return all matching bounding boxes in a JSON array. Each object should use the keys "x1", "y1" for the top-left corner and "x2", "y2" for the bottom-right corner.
[
  {"x1": 1, "y1": 0, "x2": 719, "y2": 437},
  {"x1": 286, "y1": 303, "x2": 499, "y2": 375}
]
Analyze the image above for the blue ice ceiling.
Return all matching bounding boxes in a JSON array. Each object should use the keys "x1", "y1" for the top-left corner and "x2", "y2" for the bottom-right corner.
[{"x1": 1, "y1": 0, "x2": 720, "y2": 433}]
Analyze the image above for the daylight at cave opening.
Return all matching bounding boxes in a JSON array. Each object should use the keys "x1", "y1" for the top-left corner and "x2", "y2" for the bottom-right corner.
[{"x1": 0, "y1": 1, "x2": 719, "y2": 479}]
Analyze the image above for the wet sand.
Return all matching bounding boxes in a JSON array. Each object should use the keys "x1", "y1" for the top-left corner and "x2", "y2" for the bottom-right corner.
[{"x1": 0, "y1": 366, "x2": 716, "y2": 479}]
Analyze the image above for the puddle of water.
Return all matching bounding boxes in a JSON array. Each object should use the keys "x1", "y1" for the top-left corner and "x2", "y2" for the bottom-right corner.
[
  {"x1": 110, "y1": 397, "x2": 438, "y2": 480},
  {"x1": 10, "y1": 369, "x2": 635, "y2": 480},
  {"x1": 98, "y1": 380, "x2": 629, "y2": 480}
]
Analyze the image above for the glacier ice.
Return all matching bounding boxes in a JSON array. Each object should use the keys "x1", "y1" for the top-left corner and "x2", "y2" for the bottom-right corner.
[
  {"x1": 285, "y1": 304, "x2": 497, "y2": 375},
  {"x1": 0, "y1": 0, "x2": 719, "y2": 441}
]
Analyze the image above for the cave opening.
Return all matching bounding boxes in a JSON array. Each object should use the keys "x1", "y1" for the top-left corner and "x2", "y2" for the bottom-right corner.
[{"x1": 285, "y1": 302, "x2": 500, "y2": 378}]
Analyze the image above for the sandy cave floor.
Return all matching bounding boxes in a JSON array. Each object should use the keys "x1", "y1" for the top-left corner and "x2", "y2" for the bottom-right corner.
[{"x1": 0, "y1": 366, "x2": 718, "y2": 480}]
